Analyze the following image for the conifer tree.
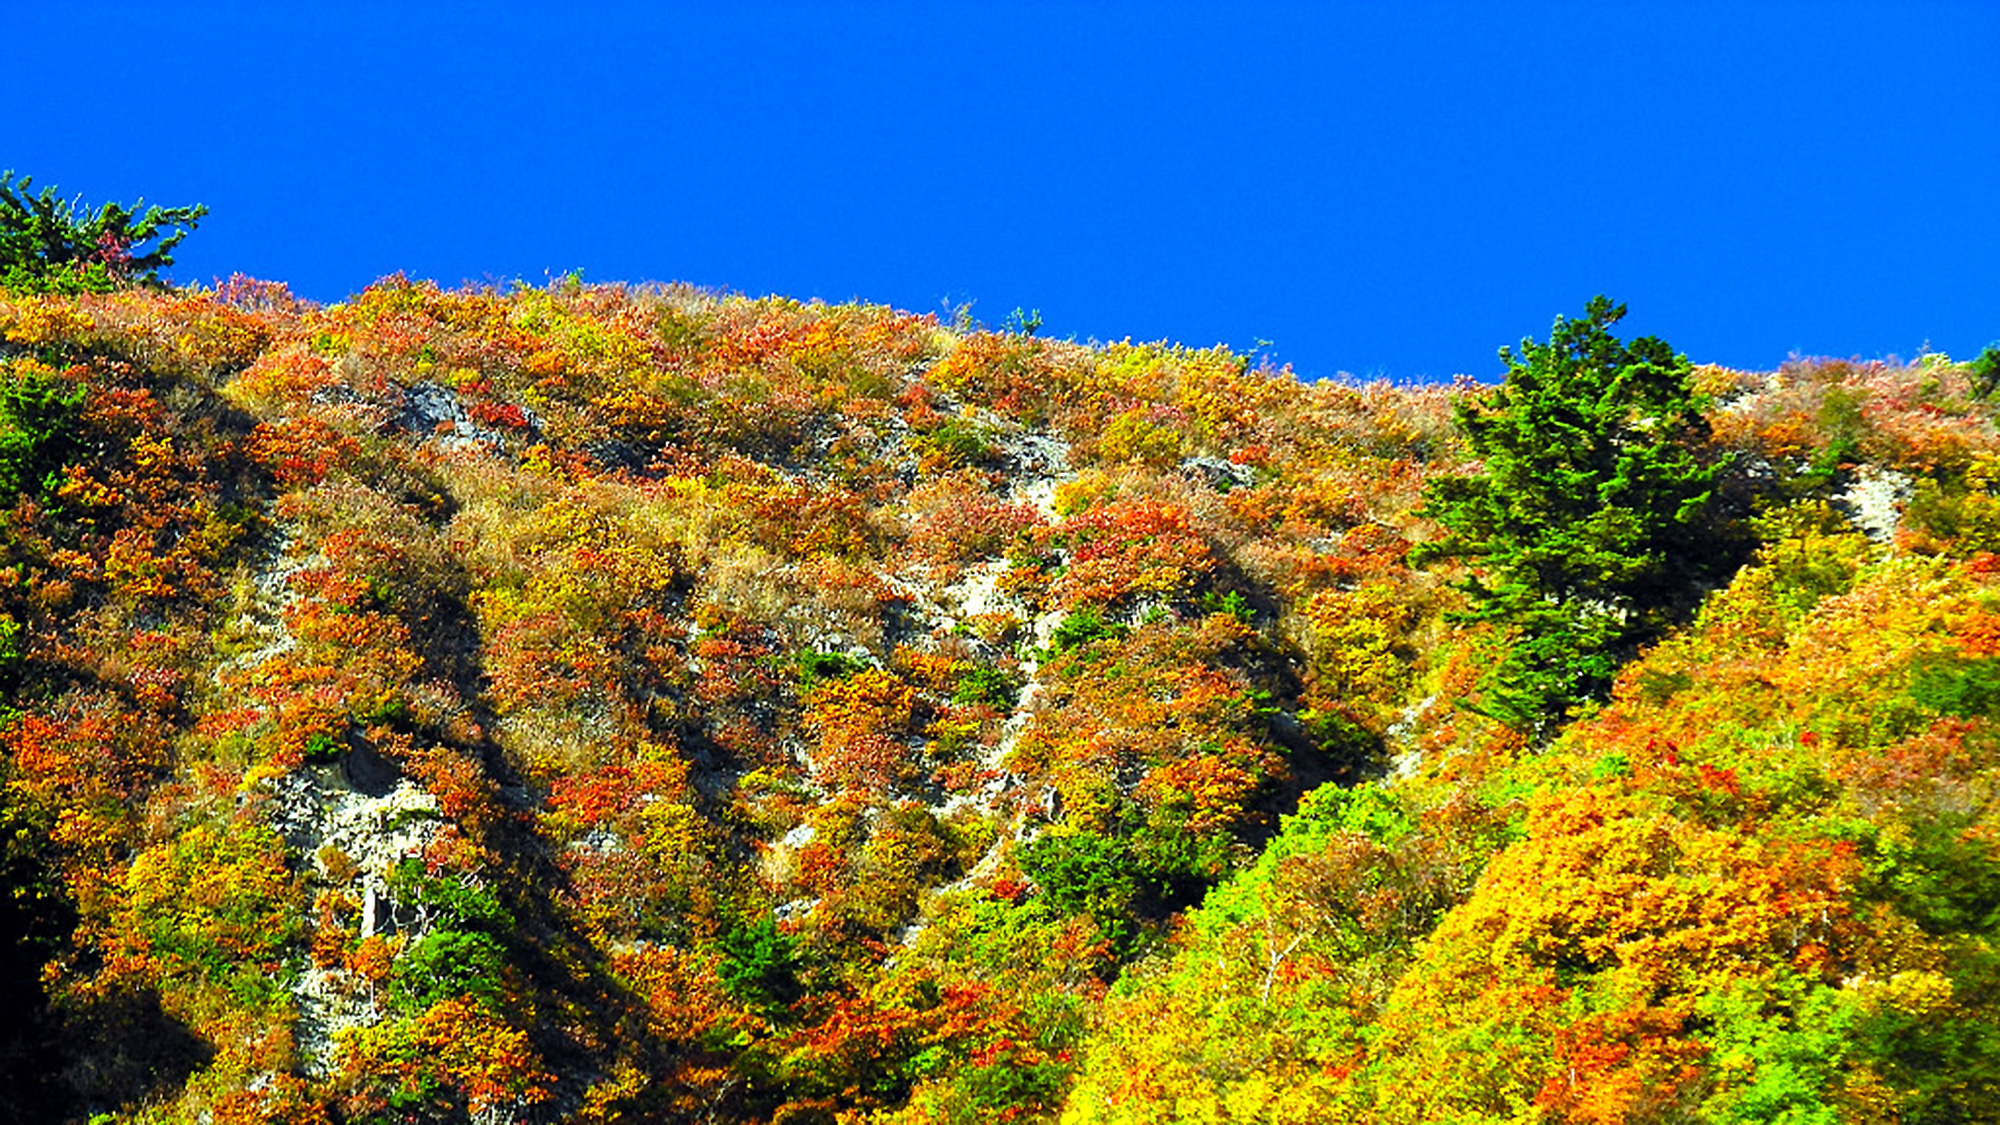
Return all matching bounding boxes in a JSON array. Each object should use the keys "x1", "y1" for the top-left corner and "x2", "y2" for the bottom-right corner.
[
  {"x1": 0, "y1": 172, "x2": 206, "y2": 295},
  {"x1": 1414, "y1": 297, "x2": 1732, "y2": 735}
]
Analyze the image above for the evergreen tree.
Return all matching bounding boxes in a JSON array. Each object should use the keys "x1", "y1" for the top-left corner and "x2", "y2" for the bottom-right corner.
[
  {"x1": 0, "y1": 171, "x2": 206, "y2": 295},
  {"x1": 1414, "y1": 297, "x2": 1733, "y2": 736}
]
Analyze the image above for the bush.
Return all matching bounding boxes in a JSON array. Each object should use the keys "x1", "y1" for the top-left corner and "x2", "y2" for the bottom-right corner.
[
  {"x1": 716, "y1": 910, "x2": 800, "y2": 1018},
  {"x1": 382, "y1": 860, "x2": 514, "y2": 1013},
  {"x1": 1969, "y1": 343, "x2": 2000, "y2": 399},
  {"x1": 0, "y1": 361, "x2": 84, "y2": 497},
  {"x1": 1017, "y1": 830, "x2": 1141, "y2": 951},
  {"x1": 391, "y1": 929, "x2": 508, "y2": 1012},
  {"x1": 1198, "y1": 588, "x2": 1255, "y2": 625},
  {"x1": 1908, "y1": 653, "x2": 2000, "y2": 719},
  {"x1": 797, "y1": 649, "x2": 864, "y2": 689},
  {"x1": 1047, "y1": 605, "x2": 1125, "y2": 655},
  {"x1": 950, "y1": 666, "x2": 1021, "y2": 709},
  {"x1": 385, "y1": 859, "x2": 510, "y2": 932},
  {"x1": 915, "y1": 416, "x2": 999, "y2": 467},
  {"x1": 1016, "y1": 823, "x2": 1231, "y2": 958}
]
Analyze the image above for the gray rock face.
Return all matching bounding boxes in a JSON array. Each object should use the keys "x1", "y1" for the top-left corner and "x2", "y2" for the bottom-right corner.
[
  {"x1": 271, "y1": 767, "x2": 444, "y2": 1075},
  {"x1": 394, "y1": 380, "x2": 524, "y2": 451},
  {"x1": 339, "y1": 733, "x2": 403, "y2": 797},
  {"x1": 1837, "y1": 466, "x2": 1913, "y2": 543},
  {"x1": 227, "y1": 521, "x2": 452, "y2": 1080}
]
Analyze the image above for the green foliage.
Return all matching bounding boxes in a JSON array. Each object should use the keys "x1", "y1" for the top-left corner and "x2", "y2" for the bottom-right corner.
[
  {"x1": 1198, "y1": 587, "x2": 1255, "y2": 625},
  {"x1": 949, "y1": 665, "x2": 1020, "y2": 709},
  {"x1": 1047, "y1": 604, "x2": 1126, "y2": 655},
  {"x1": 915, "y1": 416, "x2": 999, "y2": 466},
  {"x1": 1852, "y1": 948, "x2": 2000, "y2": 1120},
  {"x1": 1413, "y1": 297, "x2": 1735, "y2": 735},
  {"x1": 1310, "y1": 780, "x2": 1417, "y2": 846},
  {"x1": 302, "y1": 731, "x2": 345, "y2": 763},
  {"x1": 1188, "y1": 781, "x2": 1443, "y2": 951},
  {"x1": 1001, "y1": 306, "x2": 1043, "y2": 337},
  {"x1": 1969, "y1": 343, "x2": 2000, "y2": 399},
  {"x1": 1745, "y1": 501, "x2": 1875, "y2": 618},
  {"x1": 0, "y1": 614, "x2": 20, "y2": 683},
  {"x1": 717, "y1": 910, "x2": 801, "y2": 1019},
  {"x1": 1696, "y1": 971, "x2": 1857, "y2": 1124},
  {"x1": 1870, "y1": 809, "x2": 2000, "y2": 935},
  {"x1": 391, "y1": 930, "x2": 508, "y2": 1012},
  {"x1": 1018, "y1": 823, "x2": 1229, "y2": 956},
  {"x1": 386, "y1": 860, "x2": 510, "y2": 932},
  {"x1": 383, "y1": 860, "x2": 515, "y2": 1013},
  {"x1": 1018, "y1": 830, "x2": 1143, "y2": 952},
  {"x1": 938, "y1": 1046, "x2": 1070, "y2": 1121},
  {"x1": 1801, "y1": 384, "x2": 1868, "y2": 487},
  {"x1": 1299, "y1": 703, "x2": 1387, "y2": 765},
  {"x1": 797, "y1": 649, "x2": 864, "y2": 689},
  {"x1": 0, "y1": 171, "x2": 206, "y2": 294},
  {"x1": 1907, "y1": 652, "x2": 2000, "y2": 719},
  {"x1": 0, "y1": 361, "x2": 85, "y2": 498}
]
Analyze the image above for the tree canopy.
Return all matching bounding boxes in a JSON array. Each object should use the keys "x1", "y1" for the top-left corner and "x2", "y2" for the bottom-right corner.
[
  {"x1": 0, "y1": 171, "x2": 206, "y2": 295},
  {"x1": 1414, "y1": 296, "x2": 1734, "y2": 734}
]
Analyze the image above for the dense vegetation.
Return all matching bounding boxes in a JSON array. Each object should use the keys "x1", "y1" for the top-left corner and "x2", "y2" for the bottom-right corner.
[{"x1": 1, "y1": 197, "x2": 1996, "y2": 1122}]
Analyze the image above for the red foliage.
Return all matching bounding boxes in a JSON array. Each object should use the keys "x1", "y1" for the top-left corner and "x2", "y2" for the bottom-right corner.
[
  {"x1": 1533, "y1": 1004, "x2": 1704, "y2": 1124},
  {"x1": 468, "y1": 400, "x2": 530, "y2": 430},
  {"x1": 1055, "y1": 497, "x2": 1215, "y2": 608},
  {"x1": 249, "y1": 417, "x2": 362, "y2": 485}
]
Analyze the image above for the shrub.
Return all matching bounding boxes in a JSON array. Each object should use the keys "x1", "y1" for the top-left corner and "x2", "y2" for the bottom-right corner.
[
  {"x1": 798, "y1": 649, "x2": 865, "y2": 688},
  {"x1": 914, "y1": 415, "x2": 999, "y2": 467},
  {"x1": 1018, "y1": 830, "x2": 1142, "y2": 953},
  {"x1": 1969, "y1": 343, "x2": 2000, "y2": 399},
  {"x1": 382, "y1": 860, "x2": 515, "y2": 1013},
  {"x1": 1048, "y1": 605, "x2": 1125, "y2": 655},
  {"x1": 950, "y1": 666, "x2": 1021, "y2": 709},
  {"x1": 1017, "y1": 820, "x2": 1229, "y2": 962},
  {"x1": 0, "y1": 359, "x2": 84, "y2": 497},
  {"x1": 717, "y1": 910, "x2": 801, "y2": 1018},
  {"x1": 390, "y1": 929, "x2": 508, "y2": 1012},
  {"x1": 385, "y1": 858, "x2": 511, "y2": 932},
  {"x1": 124, "y1": 822, "x2": 300, "y2": 1011},
  {"x1": 1907, "y1": 652, "x2": 2000, "y2": 719}
]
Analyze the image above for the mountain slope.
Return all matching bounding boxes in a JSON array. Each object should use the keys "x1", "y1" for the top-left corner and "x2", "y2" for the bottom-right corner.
[{"x1": 0, "y1": 277, "x2": 1993, "y2": 1123}]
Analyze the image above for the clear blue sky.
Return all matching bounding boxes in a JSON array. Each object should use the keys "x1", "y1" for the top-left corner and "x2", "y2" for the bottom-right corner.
[{"x1": 10, "y1": 2, "x2": 1996, "y2": 381}]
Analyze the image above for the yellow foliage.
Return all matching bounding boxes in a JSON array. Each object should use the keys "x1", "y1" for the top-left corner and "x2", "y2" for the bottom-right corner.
[{"x1": 0, "y1": 293, "x2": 94, "y2": 344}]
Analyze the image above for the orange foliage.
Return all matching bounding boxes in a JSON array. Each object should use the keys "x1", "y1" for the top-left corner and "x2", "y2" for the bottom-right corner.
[
  {"x1": 807, "y1": 669, "x2": 919, "y2": 791},
  {"x1": 336, "y1": 997, "x2": 554, "y2": 1117},
  {"x1": 1055, "y1": 497, "x2": 1215, "y2": 608}
]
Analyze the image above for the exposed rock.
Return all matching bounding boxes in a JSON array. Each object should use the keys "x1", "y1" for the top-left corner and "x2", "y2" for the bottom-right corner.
[
  {"x1": 1181, "y1": 454, "x2": 1255, "y2": 490},
  {"x1": 394, "y1": 380, "x2": 509, "y2": 451},
  {"x1": 1837, "y1": 465, "x2": 1913, "y2": 543},
  {"x1": 339, "y1": 731, "x2": 403, "y2": 797}
]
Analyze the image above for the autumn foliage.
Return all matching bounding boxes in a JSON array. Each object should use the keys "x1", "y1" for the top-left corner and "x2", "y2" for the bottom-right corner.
[{"x1": 1, "y1": 271, "x2": 1996, "y2": 1123}]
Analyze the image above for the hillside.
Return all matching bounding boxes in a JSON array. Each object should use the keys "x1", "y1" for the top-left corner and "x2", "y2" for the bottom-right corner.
[{"x1": 0, "y1": 275, "x2": 1996, "y2": 1123}]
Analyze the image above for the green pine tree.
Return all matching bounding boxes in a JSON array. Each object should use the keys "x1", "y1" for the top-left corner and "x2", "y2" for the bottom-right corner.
[
  {"x1": 1414, "y1": 297, "x2": 1735, "y2": 736},
  {"x1": 0, "y1": 171, "x2": 206, "y2": 295}
]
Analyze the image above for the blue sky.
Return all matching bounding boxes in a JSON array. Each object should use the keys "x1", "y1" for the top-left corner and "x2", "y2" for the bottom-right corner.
[{"x1": 10, "y1": 2, "x2": 1996, "y2": 381}]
